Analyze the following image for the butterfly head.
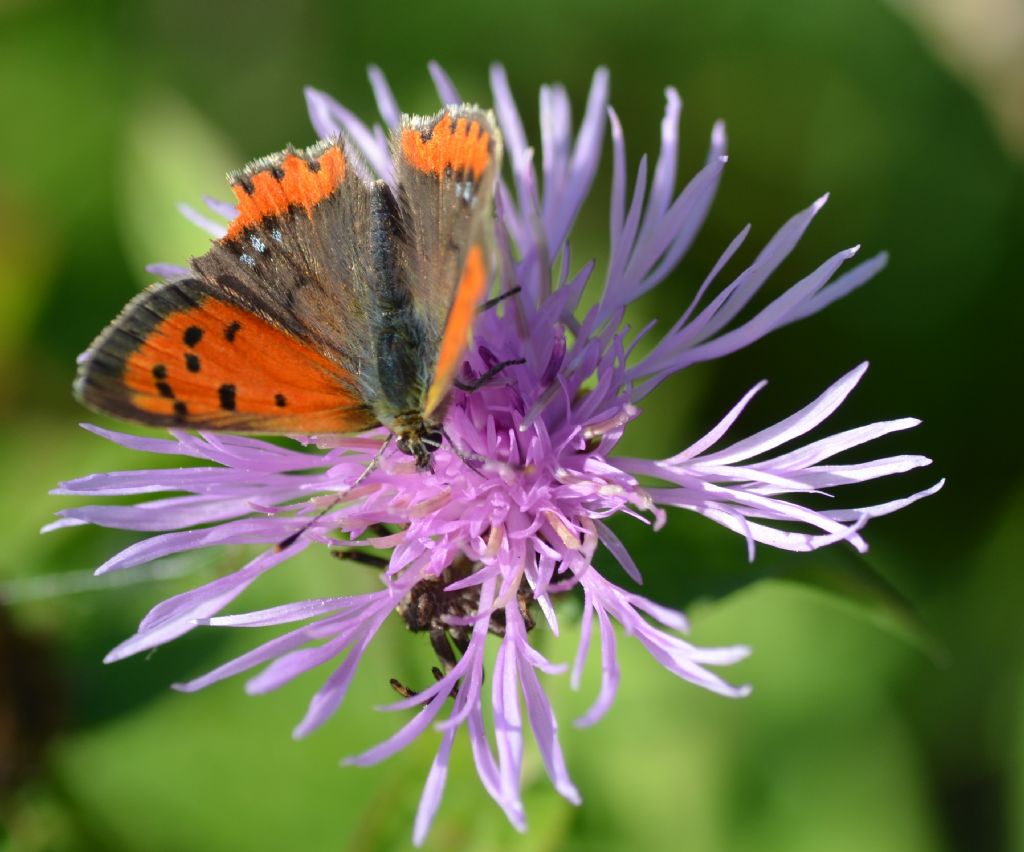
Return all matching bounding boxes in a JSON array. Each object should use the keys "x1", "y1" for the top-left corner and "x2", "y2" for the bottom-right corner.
[{"x1": 395, "y1": 422, "x2": 444, "y2": 472}]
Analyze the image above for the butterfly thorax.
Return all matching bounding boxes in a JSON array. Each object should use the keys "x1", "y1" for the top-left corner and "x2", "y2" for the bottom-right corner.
[{"x1": 373, "y1": 303, "x2": 429, "y2": 415}]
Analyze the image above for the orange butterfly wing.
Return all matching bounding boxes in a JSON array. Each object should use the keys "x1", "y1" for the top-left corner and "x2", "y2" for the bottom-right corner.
[
  {"x1": 77, "y1": 139, "x2": 381, "y2": 435},
  {"x1": 76, "y1": 278, "x2": 376, "y2": 433},
  {"x1": 423, "y1": 244, "x2": 487, "y2": 418}
]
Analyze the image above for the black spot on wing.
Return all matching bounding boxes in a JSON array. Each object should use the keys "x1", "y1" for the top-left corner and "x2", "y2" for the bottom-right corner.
[
  {"x1": 185, "y1": 354, "x2": 200, "y2": 372},
  {"x1": 225, "y1": 321, "x2": 241, "y2": 342},
  {"x1": 184, "y1": 326, "x2": 203, "y2": 347},
  {"x1": 218, "y1": 383, "x2": 236, "y2": 411}
]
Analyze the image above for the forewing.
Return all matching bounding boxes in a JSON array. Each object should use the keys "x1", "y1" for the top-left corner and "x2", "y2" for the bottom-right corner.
[
  {"x1": 392, "y1": 108, "x2": 502, "y2": 416},
  {"x1": 76, "y1": 140, "x2": 382, "y2": 433},
  {"x1": 192, "y1": 140, "x2": 382, "y2": 400}
]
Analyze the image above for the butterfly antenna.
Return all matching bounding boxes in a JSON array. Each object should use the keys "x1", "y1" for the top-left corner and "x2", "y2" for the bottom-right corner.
[
  {"x1": 453, "y1": 358, "x2": 526, "y2": 393},
  {"x1": 439, "y1": 426, "x2": 487, "y2": 476},
  {"x1": 276, "y1": 435, "x2": 392, "y2": 551},
  {"x1": 440, "y1": 426, "x2": 532, "y2": 479},
  {"x1": 479, "y1": 286, "x2": 521, "y2": 313},
  {"x1": 442, "y1": 356, "x2": 529, "y2": 477}
]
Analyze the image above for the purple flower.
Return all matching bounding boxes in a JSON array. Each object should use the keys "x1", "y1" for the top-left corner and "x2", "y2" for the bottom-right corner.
[{"x1": 51, "y1": 63, "x2": 941, "y2": 843}]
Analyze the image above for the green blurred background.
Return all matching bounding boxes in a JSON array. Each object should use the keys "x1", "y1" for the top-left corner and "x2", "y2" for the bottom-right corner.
[{"x1": 1, "y1": 0, "x2": 1021, "y2": 849}]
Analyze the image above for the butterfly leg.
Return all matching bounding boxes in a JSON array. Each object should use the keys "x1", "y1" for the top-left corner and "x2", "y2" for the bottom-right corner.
[
  {"x1": 389, "y1": 628, "x2": 463, "y2": 700},
  {"x1": 440, "y1": 424, "x2": 534, "y2": 481},
  {"x1": 361, "y1": 522, "x2": 393, "y2": 539},
  {"x1": 331, "y1": 550, "x2": 389, "y2": 569},
  {"x1": 439, "y1": 426, "x2": 489, "y2": 475},
  {"x1": 331, "y1": 522, "x2": 394, "y2": 566},
  {"x1": 389, "y1": 669, "x2": 459, "y2": 700}
]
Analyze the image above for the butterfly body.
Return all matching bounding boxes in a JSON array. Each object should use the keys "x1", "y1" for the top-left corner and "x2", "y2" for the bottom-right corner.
[{"x1": 75, "y1": 108, "x2": 502, "y2": 469}]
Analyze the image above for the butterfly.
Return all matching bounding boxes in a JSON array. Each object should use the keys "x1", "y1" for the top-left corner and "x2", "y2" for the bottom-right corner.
[{"x1": 75, "y1": 107, "x2": 504, "y2": 470}]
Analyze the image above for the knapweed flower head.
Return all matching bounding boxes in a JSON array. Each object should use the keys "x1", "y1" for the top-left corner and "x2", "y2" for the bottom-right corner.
[{"x1": 52, "y1": 63, "x2": 941, "y2": 842}]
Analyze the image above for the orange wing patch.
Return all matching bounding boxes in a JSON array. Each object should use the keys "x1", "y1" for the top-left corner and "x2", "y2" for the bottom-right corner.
[
  {"x1": 423, "y1": 245, "x2": 487, "y2": 418},
  {"x1": 225, "y1": 145, "x2": 346, "y2": 240},
  {"x1": 118, "y1": 296, "x2": 373, "y2": 433},
  {"x1": 401, "y1": 113, "x2": 494, "y2": 179}
]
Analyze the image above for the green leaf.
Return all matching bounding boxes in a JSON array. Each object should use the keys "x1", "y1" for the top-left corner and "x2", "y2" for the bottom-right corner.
[{"x1": 763, "y1": 546, "x2": 944, "y2": 663}]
